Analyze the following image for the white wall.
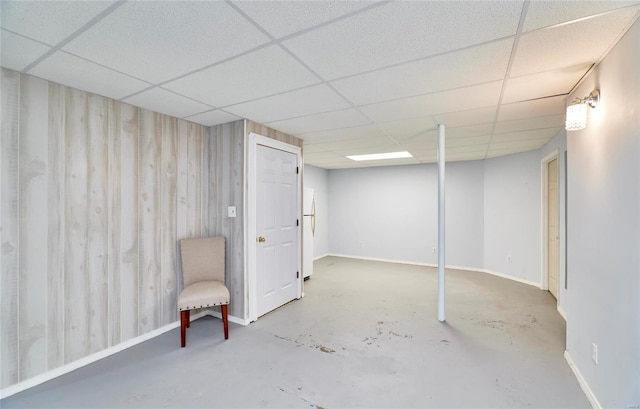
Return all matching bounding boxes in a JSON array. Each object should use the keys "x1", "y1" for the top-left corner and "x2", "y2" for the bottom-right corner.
[
  {"x1": 303, "y1": 165, "x2": 329, "y2": 258},
  {"x1": 565, "y1": 19, "x2": 639, "y2": 409},
  {"x1": 483, "y1": 150, "x2": 541, "y2": 284},
  {"x1": 327, "y1": 161, "x2": 484, "y2": 269}
]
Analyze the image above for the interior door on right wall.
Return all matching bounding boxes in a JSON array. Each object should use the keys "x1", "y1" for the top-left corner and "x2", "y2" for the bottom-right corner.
[{"x1": 548, "y1": 158, "x2": 559, "y2": 299}]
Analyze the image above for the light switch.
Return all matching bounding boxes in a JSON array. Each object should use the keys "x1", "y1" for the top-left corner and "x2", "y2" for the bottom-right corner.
[{"x1": 228, "y1": 206, "x2": 236, "y2": 218}]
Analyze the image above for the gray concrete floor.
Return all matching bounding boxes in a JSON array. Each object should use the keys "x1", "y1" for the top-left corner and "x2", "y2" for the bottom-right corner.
[{"x1": 2, "y1": 256, "x2": 589, "y2": 408}]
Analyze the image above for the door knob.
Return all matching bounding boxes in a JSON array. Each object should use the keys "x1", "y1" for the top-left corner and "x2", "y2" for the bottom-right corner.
[{"x1": 258, "y1": 236, "x2": 266, "y2": 243}]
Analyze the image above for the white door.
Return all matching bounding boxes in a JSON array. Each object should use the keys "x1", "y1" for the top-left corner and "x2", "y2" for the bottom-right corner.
[
  {"x1": 303, "y1": 188, "x2": 315, "y2": 279},
  {"x1": 548, "y1": 158, "x2": 559, "y2": 299},
  {"x1": 256, "y1": 144, "x2": 299, "y2": 317}
]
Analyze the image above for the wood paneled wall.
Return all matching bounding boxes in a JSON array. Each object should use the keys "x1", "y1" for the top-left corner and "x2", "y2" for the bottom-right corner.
[
  {"x1": 208, "y1": 120, "x2": 245, "y2": 319},
  {"x1": 0, "y1": 69, "x2": 208, "y2": 388},
  {"x1": 246, "y1": 120, "x2": 304, "y2": 149}
]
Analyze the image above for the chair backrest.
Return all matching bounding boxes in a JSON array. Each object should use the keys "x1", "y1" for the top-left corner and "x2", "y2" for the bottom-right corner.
[{"x1": 180, "y1": 237, "x2": 225, "y2": 287}]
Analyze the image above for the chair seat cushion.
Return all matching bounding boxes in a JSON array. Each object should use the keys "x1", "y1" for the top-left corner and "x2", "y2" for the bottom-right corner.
[{"x1": 178, "y1": 281, "x2": 230, "y2": 311}]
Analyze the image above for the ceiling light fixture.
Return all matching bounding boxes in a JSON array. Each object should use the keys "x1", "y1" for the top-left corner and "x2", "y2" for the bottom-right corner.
[
  {"x1": 346, "y1": 151, "x2": 413, "y2": 161},
  {"x1": 565, "y1": 90, "x2": 599, "y2": 131}
]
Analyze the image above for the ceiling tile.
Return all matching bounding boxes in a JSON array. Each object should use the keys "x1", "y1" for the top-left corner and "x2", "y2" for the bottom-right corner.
[
  {"x1": 282, "y1": 1, "x2": 523, "y2": 80},
  {"x1": 486, "y1": 147, "x2": 536, "y2": 158},
  {"x1": 123, "y1": 88, "x2": 212, "y2": 119},
  {"x1": 63, "y1": 1, "x2": 271, "y2": 83},
  {"x1": 523, "y1": 1, "x2": 639, "y2": 31},
  {"x1": 30, "y1": 51, "x2": 149, "y2": 100},
  {"x1": 331, "y1": 39, "x2": 513, "y2": 106},
  {"x1": 502, "y1": 63, "x2": 591, "y2": 103},
  {"x1": 446, "y1": 124, "x2": 494, "y2": 139},
  {"x1": 266, "y1": 108, "x2": 371, "y2": 135},
  {"x1": 494, "y1": 114, "x2": 565, "y2": 133},
  {"x1": 360, "y1": 81, "x2": 503, "y2": 123},
  {"x1": 491, "y1": 128, "x2": 561, "y2": 143},
  {"x1": 225, "y1": 84, "x2": 349, "y2": 124},
  {"x1": 330, "y1": 137, "x2": 402, "y2": 155},
  {"x1": 0, "y1": 1, "x2": 117, "y2": 45},
  {"x1": 184, "y1": 109, "x2": 242, "y2": 127},
  {"x1": 300, "y1": 124, "x2": 386, "y2": 144},
  {"x1": 445, "y1": 152, "x2": 488, "y2": 162},
  {"x1": 0, "y1": 30, "x2": 50, "y2": 71},
  {"x1": 489, "y1": 139, "x2": 549, "y2": 150},
  {"x1": 498, "y1": 95, "x2": 566, "y2": 122},
  {"x1": 432, "y1": 107, "x2": 497, "y2": 128},
  {"x1": 377, "y1": 117, "x2": 437, "y2": 141},
  {"x1": 163, "y1": 45, "x2": 319, "y2": 108},
  {"x1": 232, "y1": 0, "x2": 376, "y2": 39},
  {"x1": 511, "y1": 7, "x2": 640, "y2": 76}
]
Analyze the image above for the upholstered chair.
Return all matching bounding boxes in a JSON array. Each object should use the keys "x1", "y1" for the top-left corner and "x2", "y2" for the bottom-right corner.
[{"x1": 178, "y1": 237, "x2": 230, "y2": 347}]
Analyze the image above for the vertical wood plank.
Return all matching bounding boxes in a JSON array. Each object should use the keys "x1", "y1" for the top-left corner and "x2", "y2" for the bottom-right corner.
[
  {"x1": 86, "y1": 93, "x2": 109, "y2": 354},
  {"x1": 175, "y1": 121, "x2": 189, "y2": 296},
  {"x1": 119, "y1": 103, "x2": 139, "y2": 341},
  {"x1": 138, "y1": 110, "x2": 162, "y2": 334},
  {"x1": 64, "y1": 87, "x2": 89, "y2": 363},
  {"x1": 18, "y1": 74, "x2": 49, "y2": 381},
  {"x1": 107, "y1": 100, "x2": 121, "y2": 347},
  {"x1": 161, "y1": 116, "x2": 177, "y2": 325},
  {"x1": 1, "y1": 68, "x2": 20, "y2": 388},
  {"x1": 185, "y1": 123, "x2": 198, "y2": 238},
  {"x1": 47, "y1": 82, "x2": 66, "y2": 369}
]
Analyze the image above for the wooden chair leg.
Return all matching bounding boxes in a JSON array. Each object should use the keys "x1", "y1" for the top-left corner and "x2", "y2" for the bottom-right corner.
[
  {"x1": 221, "y1": 304, "x2": 229, "y2": 340},
  {"x1": 180, "y1": 310, "x2": 189, "y2": 347}
]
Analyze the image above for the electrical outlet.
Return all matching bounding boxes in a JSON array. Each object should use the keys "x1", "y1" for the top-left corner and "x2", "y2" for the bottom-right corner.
[
  {"x1": 592, "y1": 343, "x2": 598, "y2": 364},
  {"x1": 227, "y1": 206, "x2": 236, "y2": 218},
  {"x1": 507, "y1": 255, "x2": 512, "y2": 263},
  {"x1": 432, "y1": 247, "x2": 437, "y2": 253}
]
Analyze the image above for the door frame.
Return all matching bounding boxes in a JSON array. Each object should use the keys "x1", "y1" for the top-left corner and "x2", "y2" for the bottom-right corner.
[
  {"x1": 246, "y1": 132, "x2": 302, "y2": 323},
  {"x1": 540, "y1": 150, "x2": 560, "y2": 302}
]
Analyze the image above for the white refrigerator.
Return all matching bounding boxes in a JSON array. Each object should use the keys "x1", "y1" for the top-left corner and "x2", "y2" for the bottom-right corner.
[{"x1": 303, "y1": 188, "x2": 316, "y2": 279}]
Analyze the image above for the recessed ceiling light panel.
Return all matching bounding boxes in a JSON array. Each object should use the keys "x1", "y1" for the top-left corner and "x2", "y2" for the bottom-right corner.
[{"x1": 346, "y1": 151, "x2": 413, "y2": 161}]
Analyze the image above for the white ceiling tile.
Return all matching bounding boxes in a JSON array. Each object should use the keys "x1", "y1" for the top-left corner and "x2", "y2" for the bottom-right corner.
[
  {"x1": 29, "y1": 51, "x2": 149, "y2": 100},
  {"x1": 498, "y1": 95, "x2": 566, "y2": 122},
  {"x1": 489, "y1": 139, "x2": 549, "y2": 150},
  {"x1": 282, "y1": 1, "x2": 523, "y2": 80},
  {"x1": 225, "y1": 84, "x2": 349, "y2": 124},
  {"x1": 503, "y1": 63, "x2": 591, "y2": 103},
  {"x1": 491, "y1": 128, "x2": 561, "y2": 143},
  {"x1": 523, "y1": 1, "x2": 639, "y2": 31},
  {"x1": 446, "y1": 124, "x2": 494, "y2": 139},
  {"x1": 360, "y1": 81, "x2": 503, "y2": 123},
  {"x1": 331, "y1": 39, "x2": 513, "y2": 106},
  {"x1": 232, "y1": 1, "x2": 376, "y2": 39},
  {"x1": 511, "y1": 7, "x2": 640, "y2": 76},
  {"x1": 494, "y1": 114, "x2": 565, "y2": 133},
  {"x1": 486, "y1": 147, "x2": 536, "y2": 158},
  {"x1": 377, "y1": 117, "x2": 437, "y2": 141},
  {"x1": 445, "y1": 152, "x2": 488, "y2": 162},
  {"x1": 301, "y1": 125, "x2": 386, "y2": 144},
  {"x1": 184, "y1": 109, "x2": 242, "y2": 127},
  {"x1": 330, "y1": 137, "x2": 403, "y2": 155},
  {"x1": 0, "y1": 1, "x2": 116, "y2": 44},
  {"x1": 123, "y1": 88, "x2": 212, "y2": 119},
  {"x1": 163, "y1": 45, "x2": 319, "y2": 108},
  {"x1": 446, "y1": 135, "x2": 492, "y2": 148},
  {"x1": 0, "y1": 30, "x2": 50, "y2": 71},
  {"x1": 432, "y1": 107, "x2": 497, "y2": 128},
  {"x1": 63, "y1": 1, "x2": 270, "y2": 83},
  {"x1": 267, "y1": 108, "x2": 371, "y2": 135}
]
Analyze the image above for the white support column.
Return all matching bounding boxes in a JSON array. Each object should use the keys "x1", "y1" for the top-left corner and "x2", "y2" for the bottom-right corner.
[{"x1": 437, "y1": 124, "x2": 446, "y2": 322}]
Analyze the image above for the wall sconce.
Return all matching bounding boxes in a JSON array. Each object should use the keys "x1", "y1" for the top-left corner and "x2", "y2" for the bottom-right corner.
[{"x1": 565, "y1": 90, "x2": 599, "y2": 131}]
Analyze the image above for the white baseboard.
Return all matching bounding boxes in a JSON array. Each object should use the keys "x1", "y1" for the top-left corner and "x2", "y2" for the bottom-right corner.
[
  {"x1": 482, "y1": 268, "x2": 540, "y2": 288},
  {"x1": 0, "y1": 310, "x2": 246, "y2": 400},
  {"x1": 564, "y1": 350, "x2": 601, "y2": 409},
  {"x1": 326, "y1": 254, "x2": 541, "y2": 288},
  {"x1": 557, "y1": 305, "x2": 567, "y2": 321}
]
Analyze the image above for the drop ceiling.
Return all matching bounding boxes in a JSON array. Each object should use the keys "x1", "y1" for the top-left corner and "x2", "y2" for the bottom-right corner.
[{"x1": 1, "y1": 1, "x2": 639, "y2": 169}]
